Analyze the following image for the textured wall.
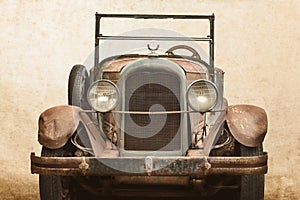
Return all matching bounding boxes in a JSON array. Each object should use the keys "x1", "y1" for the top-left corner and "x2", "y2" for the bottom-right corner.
[{"x1": 0, "y1": 0, "x2": 299, "y2": 199}]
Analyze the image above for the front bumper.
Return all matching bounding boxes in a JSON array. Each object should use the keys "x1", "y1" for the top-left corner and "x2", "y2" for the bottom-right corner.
[{"x1": 31, "y1": 152, "x2": 267, "y2": 177}]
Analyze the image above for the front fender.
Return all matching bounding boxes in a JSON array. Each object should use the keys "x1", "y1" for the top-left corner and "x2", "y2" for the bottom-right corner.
[
  {"x1": 226, "y1": 105, "x2": 268, "y2": 147},
  {"x1": 38, "y1": 105, "x2": 81, "y2": 149}
]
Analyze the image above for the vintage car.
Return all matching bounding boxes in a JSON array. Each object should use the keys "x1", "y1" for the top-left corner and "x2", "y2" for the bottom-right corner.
[{"x1": 31, "y1": 13, "x2": 268, "y2": 200}]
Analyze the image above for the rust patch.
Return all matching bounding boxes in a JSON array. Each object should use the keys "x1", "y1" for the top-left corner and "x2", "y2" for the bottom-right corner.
[
  {"x1": 226, "y1": 104, "x2": 268, "y2": 147},
  {"x1": 38, "y1": 105, "x2": 81, "y2": 149}
]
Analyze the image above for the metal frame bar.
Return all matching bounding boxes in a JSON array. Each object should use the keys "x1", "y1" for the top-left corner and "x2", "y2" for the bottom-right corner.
[
  {"x1": 31, "y1": 152, "x2": 268, "y2": 177},
  {"x1": 94, "y1": 13, "x2": 215, "y2": 67}
]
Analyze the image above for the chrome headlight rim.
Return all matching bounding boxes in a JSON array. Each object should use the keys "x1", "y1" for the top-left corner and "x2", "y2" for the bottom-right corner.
[
  {"x1": 187, "y1": 79, "x2": 219, "y2": 113},
  {"x1": 87, "y1": 79, "x2": 120, "y2": 112}
]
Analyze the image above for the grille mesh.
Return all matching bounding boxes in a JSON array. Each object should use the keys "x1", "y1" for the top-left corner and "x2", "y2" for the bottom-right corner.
[{"x1": 124, "y1": 73, "x2": 181, "y2": 151}]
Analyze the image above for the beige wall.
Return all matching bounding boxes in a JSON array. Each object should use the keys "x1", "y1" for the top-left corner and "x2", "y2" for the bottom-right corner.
[{"x1": 0, "y1": 0, "x2": 299, "y2": 199}]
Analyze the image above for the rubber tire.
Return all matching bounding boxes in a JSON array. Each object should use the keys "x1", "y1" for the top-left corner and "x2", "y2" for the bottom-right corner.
[
  {"x1": 39, "y1": 147, "x2": 67, "y2": 200},
  {"x1": 239, "y1": 144, "x2": 265, "y2": 200},
  {"x1": 68, "y1": 65, "x2": 89, "y2": 109}
]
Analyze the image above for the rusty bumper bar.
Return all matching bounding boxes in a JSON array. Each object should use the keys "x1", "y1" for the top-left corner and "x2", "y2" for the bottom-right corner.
[{"x1": 31, "y1": 152, "x2": 268, "y2": 177}]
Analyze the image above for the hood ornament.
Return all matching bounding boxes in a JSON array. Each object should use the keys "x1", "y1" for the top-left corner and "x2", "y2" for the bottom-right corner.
[{"x1": 147, "y1": 41, "x2": 159, "y2": 56}]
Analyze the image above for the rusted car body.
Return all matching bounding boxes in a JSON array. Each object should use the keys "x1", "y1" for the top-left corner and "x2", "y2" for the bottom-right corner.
[{"x1": 31, "y1": 14, "x2": 268, "y2": 199}]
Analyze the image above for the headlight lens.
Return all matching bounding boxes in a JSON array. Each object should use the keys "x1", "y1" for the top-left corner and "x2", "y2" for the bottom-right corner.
[
  {"x1": 87, "y1": 80, "x2": 119, "y2": 112},
  {"x1": 187, "y1": 80, "x2": 218, "y2": 112}
]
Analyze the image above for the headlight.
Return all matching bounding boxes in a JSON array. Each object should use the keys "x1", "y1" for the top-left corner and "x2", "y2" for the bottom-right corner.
[
  {"x1": 187, "y1": 80, "x2": 218, "y2": 112},
  {"x1": 87, "y1": 80, "x2": 119, "y2": 112}
]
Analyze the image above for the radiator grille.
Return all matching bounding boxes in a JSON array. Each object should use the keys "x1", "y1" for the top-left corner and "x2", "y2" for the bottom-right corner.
[{"x1": 124, "y1": 73, "x2": 181, "y2": 151}]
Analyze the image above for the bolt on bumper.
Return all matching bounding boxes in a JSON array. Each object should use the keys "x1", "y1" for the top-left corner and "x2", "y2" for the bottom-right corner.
[{"x1": 31, "y1": 152, "x2": 267, "y2": 177}]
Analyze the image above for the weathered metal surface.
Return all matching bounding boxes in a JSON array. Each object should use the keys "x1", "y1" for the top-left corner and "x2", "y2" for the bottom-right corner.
[
  {"x1": 31, "y1": 152, "x2": 268, "y2": 177},
  {"x1": 114, "y1": 176, "x2": 190, "y2": 186},
  {"x1": 101, "y1": 56, "x2": 207, "y2": 85},
  {"x1": 78, "y1": 111, "x2": 107, "y2": 156},
  {"x1": 226, "y1": 104, "x2": 268, "y2": 147},
  {"x1": 38, "y1": 105, "x2": 109, "y2": 155},
  {"x1": 101, "y1": 112, "x2": 118, "y2": 144},
  {"x1": 202, "y1": 102, "x2": 227, "y2": 156},
  {"x1": 38, "y1": 105, "x2": 82, "y2": 149}
]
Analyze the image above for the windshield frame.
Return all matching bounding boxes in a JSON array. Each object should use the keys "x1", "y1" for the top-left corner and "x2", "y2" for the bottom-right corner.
[{"x1": 94, "y1": 13, "x2": 215, "y2": 74}]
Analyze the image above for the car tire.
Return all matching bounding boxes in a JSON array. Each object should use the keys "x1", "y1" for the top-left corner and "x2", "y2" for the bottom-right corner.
[
  {"x1": 39, "y1": 147, "x2": 77, "y2": 200},
  {"x1": 68, "y1": 64, "x2": 93, "y2": 150},
  {"x1": 68, "y1": 65, "x2": 89, "y2": 109},
  {"x1": 239, "y1": 144, "x2": 265, "y2": 200}
]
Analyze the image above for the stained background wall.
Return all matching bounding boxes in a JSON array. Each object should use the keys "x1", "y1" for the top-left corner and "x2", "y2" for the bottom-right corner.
[{"x1": 0, "y1": 0, "x2": 299, "y2": 199}]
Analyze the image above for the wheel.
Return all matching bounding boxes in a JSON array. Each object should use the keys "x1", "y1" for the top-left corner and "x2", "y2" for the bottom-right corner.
[
  {"x1": 68, "y1": 65, "x2": 89, "y2": 109},
  {"x1": 68, "y1": 65, "x2": 92, "y2": 150},
  {"x1": 39, "y1": 147, "x2": 77, "y2": 200},
  {"x1": 239, "y1": 144, "x2": 265, "y2": 200},
  {"x1": 165, "y1": 45, "x2": 201, "y2": 60}
]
